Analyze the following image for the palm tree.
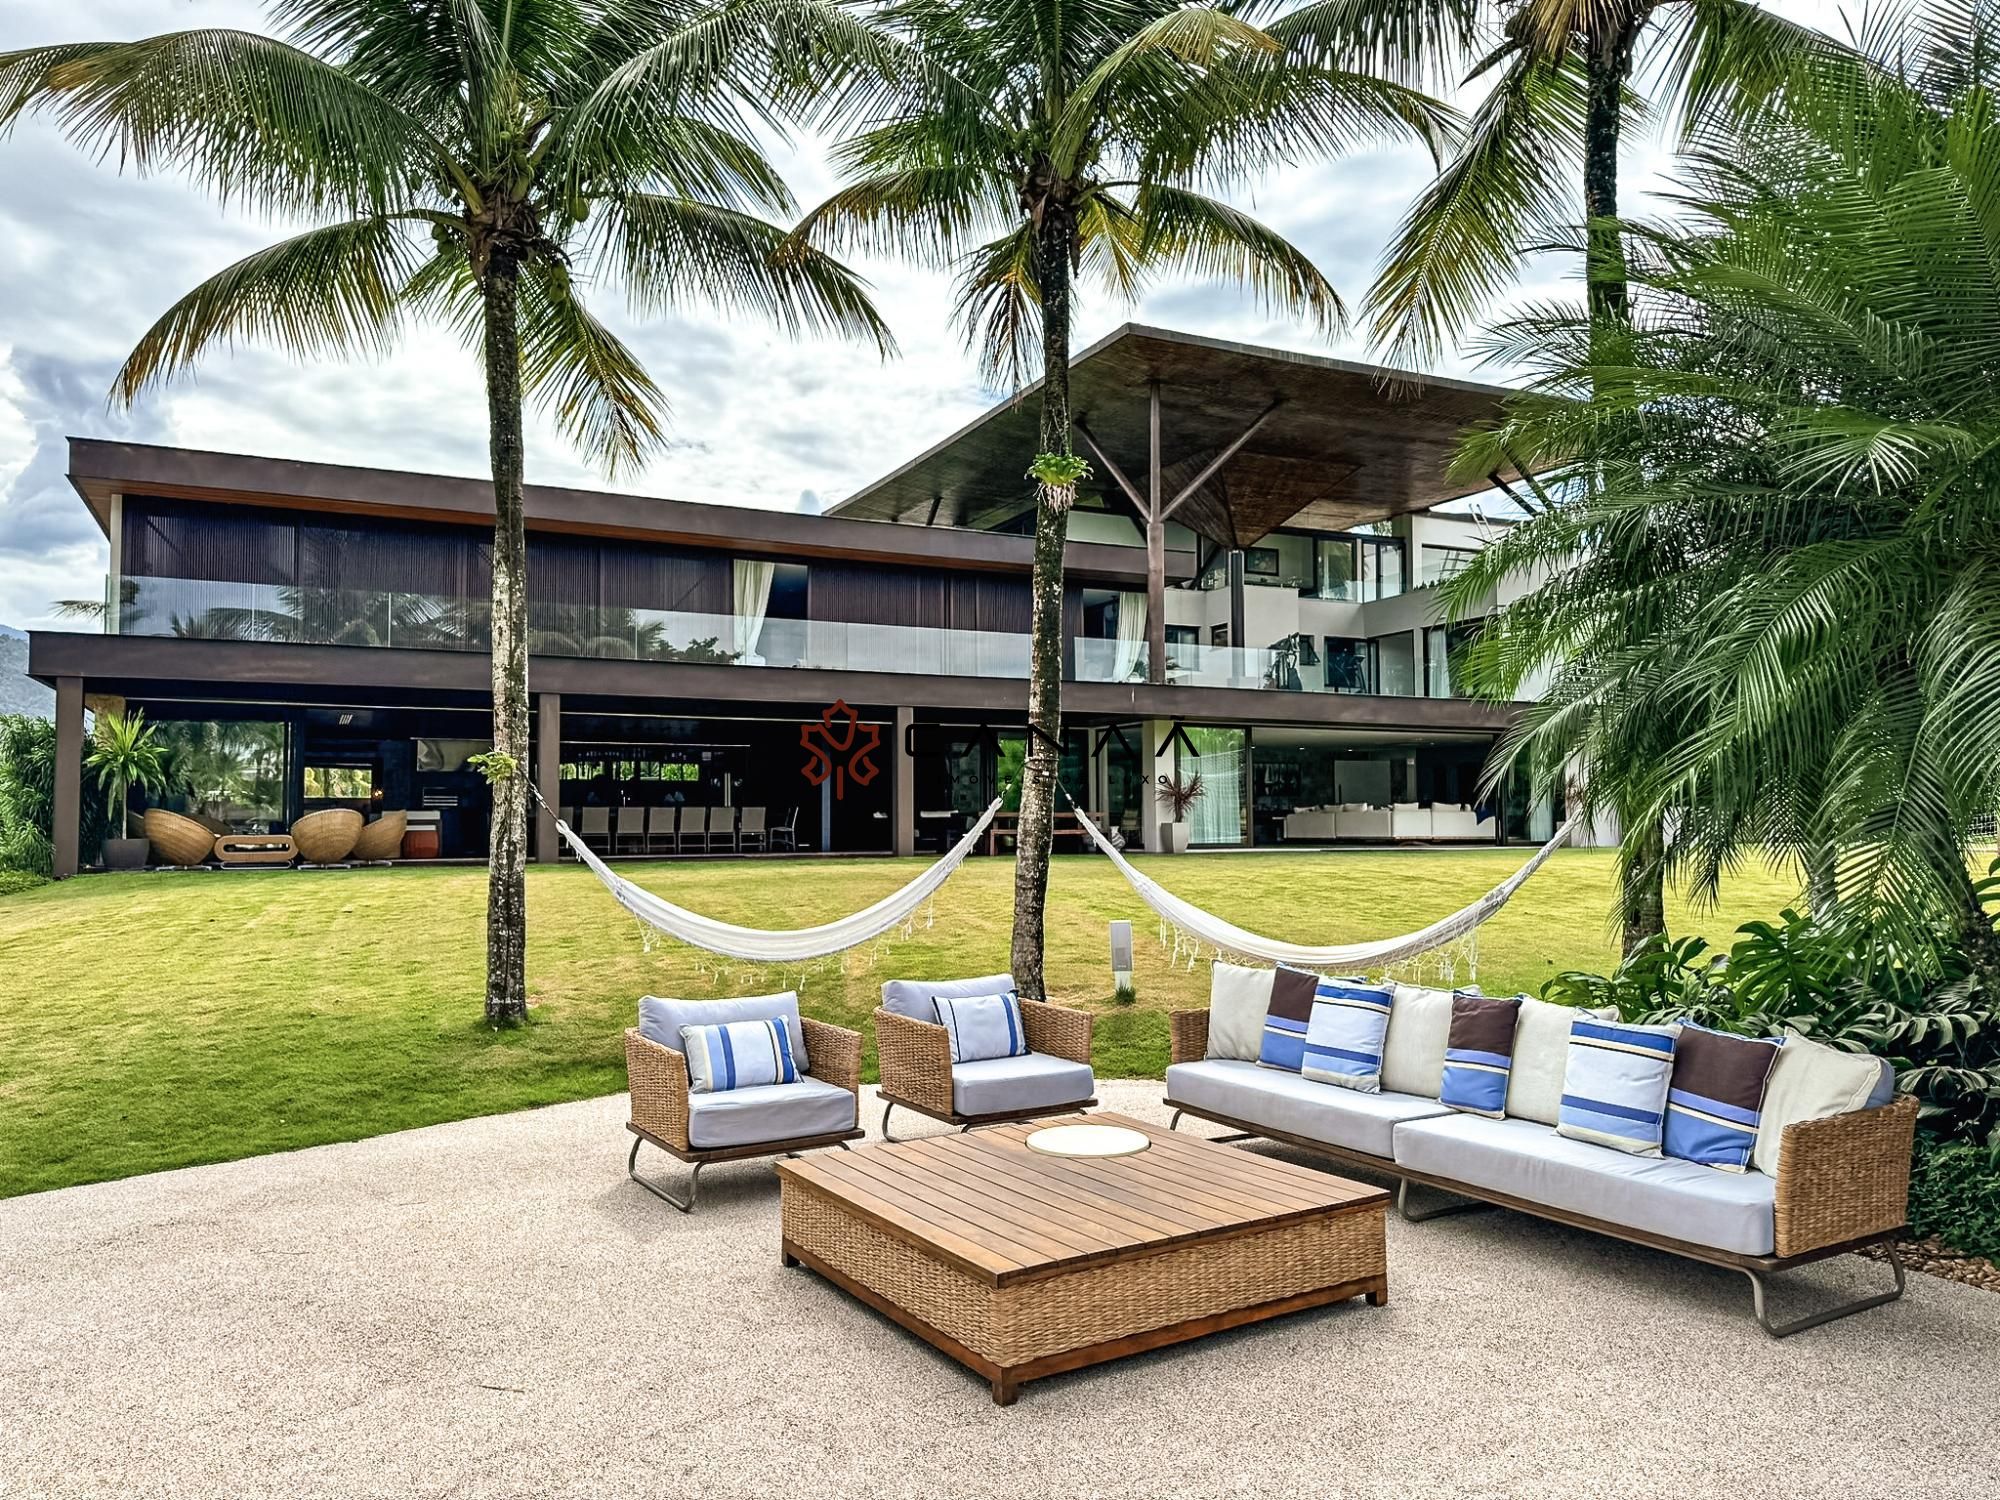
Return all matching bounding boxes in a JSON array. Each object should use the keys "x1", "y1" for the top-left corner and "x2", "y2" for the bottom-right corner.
[
  {"x1": 0, "y1": 0, "x2": 890, "y2": 1024},
  {"x1": 793, "y1": 0, "x2": 1453, "y2": 996},
  {"x1": 1276, "y1": 0, "x2": 1849, "y2": 956},
  {"x1": 1442, "y1": 0, "x2": 2000, "y2": 968}
]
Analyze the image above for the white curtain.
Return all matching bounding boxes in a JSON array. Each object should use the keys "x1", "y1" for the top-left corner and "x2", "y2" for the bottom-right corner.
[
  {"x1": 1188, "y1": 741, "x2": 1244, "y2": 845},
  {"x1": 1113, "y1": 591, "x2": 1147, "y2": 681},
  {"x1": 732, "y1": 559, "x2": 774, "y2": 665}
]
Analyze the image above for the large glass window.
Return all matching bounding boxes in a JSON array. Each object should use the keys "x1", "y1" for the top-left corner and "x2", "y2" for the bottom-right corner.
[
  {"x1": 1424, "y1": 622, "x2": 1484, "y2": 698},
  {"x1": 1420, "y1": 545, "x2": 1480, "y2": 587},
  {"x1": 1360, "y1": 536, "x2": 1405, "y2": 600},
  {"x1": 1321, "y1": 636, "x2": 1372, "y2": 694},
  {"x1": 152, "y1": 719, "x2": 290, "y2": 831},
  {"x1": 1373, "y1": 632, "x2": 1417, "y2": 696}
]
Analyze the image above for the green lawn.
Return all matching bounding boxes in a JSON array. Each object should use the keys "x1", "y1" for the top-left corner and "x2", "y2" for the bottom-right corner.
[{"x1": 0, "y1": 848, "x2": 1806, "y2": 1198}]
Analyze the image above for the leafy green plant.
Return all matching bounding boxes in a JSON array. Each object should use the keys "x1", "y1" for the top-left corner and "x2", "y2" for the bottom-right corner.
[
  {"x1": 84, "y1": 710, "x2": 171, "y2": 834},
  {"x1": 466, "y1": 751, "x2": 519, "y2": 786},
  {"x1": 1907, "y1": 1134, "x2": 2000, "y2": 1260},
  {"x1": 0, "y1": 714, "x2": 109, "y2": 875}
]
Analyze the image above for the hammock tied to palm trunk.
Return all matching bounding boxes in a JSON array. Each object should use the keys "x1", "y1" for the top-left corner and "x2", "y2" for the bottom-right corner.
[
  {"x1": 1067, "y1": 795, "x2": 1582, "y2": 982},
  {"x1": 543, "y1": 793, "x2": 1003, "y2": 963}
]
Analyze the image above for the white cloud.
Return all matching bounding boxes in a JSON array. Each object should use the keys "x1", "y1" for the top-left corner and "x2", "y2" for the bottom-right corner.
[{"x1": 0, "y1": 0, "x2": 1847, "y2": 632}]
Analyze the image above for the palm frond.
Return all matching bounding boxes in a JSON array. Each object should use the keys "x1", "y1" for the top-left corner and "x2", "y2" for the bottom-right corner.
[
  {"x1": 951, "y1": 224, "x2": 1042, "y2": 391},
  {"x1": 518, "y1": 259, "x2": 669, "y2": 476},
  {"x1": 113, "y1": 216, "x2": 422, "y2": 404},
  {"x1": 1134, "y1": 183, "x2": 1344, "y2": 333}
]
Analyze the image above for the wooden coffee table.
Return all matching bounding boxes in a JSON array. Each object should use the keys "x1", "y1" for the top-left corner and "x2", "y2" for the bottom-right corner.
[{"x1": 776, "y1": 1112, "x2": 1387, "y2": 1404}]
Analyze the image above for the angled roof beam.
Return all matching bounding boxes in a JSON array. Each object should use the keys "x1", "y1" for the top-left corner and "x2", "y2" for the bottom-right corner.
[
  {"x1": 1074, "y1": 420, "x2": 1149, "y2": 516},
  {"x1": 1159, "y1": 400, "x2": 1284, "y2": 521}
]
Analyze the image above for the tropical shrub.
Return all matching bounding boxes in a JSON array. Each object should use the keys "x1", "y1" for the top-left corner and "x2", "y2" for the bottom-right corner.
[
  {"x1": 0, "y1": 714, "x2": 108, "y2": 874},
  {"x1": 1907, "y1": 1135, "x2": 2000, "y2": 1262}
]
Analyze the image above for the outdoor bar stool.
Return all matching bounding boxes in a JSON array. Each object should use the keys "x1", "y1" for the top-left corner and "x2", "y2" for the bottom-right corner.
[
  {"x1": 645, "y1": 806, "x2": 677, "y2": 854},
  {"x1": 614, "y1": 806, "x2": 647, "y2": 855},
  {"x1": 738, "y1": 807, "x2": 767, "y2": 852},
  {"x1": 579, "y1": 806, "x2": 612, "y2": 853},
  {"x1": 676, "y1": 806, "x2": 709, "y2": 854}
]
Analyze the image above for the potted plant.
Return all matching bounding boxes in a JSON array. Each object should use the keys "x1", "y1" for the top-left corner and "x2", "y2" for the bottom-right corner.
[
  {"x1": 1154, "y1": 770, "x2": 1204, "y2": 855},
  {"x1": 86, "y1": 710, "x2": 171, "y2": 870}
]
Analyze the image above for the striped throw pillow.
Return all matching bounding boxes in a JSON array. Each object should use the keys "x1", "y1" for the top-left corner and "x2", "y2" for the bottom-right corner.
[
  {"x1": 681, "y1": 1018, "x2": 799, "y2": 1094},
  {"x1": 1664, "y1": 1025, "x2": 1782, "y2": 1172},
  {"x1": 1256, "y1": 965, "x2": 1324, "y2": 1072},
  {"x1": 1439, "y1": 993, "x2": 1523, "y2": 1118},
  {"x1": 1301, "y1": 977, "x2": 1396, "y2": 1093},
  {"x1": 933, "y1": 991, "x2": 1031, "y2": 1063},
  {"x1": 1556, "y1": 1019, "x2": 1680, "y2": 1155}
]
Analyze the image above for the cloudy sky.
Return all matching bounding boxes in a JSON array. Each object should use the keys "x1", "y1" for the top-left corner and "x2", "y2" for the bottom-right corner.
[{"x1": 0, "y1": 0, "x2": 1838, "y2": 631}]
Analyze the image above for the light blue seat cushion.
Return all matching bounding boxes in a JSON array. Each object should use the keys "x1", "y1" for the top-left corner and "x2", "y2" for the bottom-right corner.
[
  {"x1": 951, "y1": 1053, "x2": 1094, "y2": 1117},
  {"x1": 686, "y1": 1077, "x2": 856, "y2": 1150},
  {"x1": 639, "y1": 993, "x2": 807, "y2": 1073},
  {"x1": 1166, "y1": 1059, "x2": 1451, "y2": 1160},
  {"x1": 1394, "y1": 1113, "x2": 1777, "y2": 1256},
  {"x1": 881, "y1": 973, "x2": 1014, "y2": 1023}
]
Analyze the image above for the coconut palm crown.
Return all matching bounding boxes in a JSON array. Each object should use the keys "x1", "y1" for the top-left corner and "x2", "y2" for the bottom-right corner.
[
  {"x1": 793, "y1": 0, "x2": 1455, "y2": 993},
  {"x1": 0, "y1": 0, "x2": 892, "y2": 1022}
]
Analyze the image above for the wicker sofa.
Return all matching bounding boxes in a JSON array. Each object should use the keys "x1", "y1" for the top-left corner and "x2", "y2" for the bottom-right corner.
[
  {"x1": 1164, "y1": 975, "x2": 1918, "y2": 1337},
  {"x1": 875, "y1": 974, "x2": 1096, "y2": 1138},
  {"x1": 624, "y1": 993, "x2": 864, "y2": 1212}
]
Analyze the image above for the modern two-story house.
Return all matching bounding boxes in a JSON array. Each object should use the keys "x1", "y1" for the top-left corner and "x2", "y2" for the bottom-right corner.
[{"x1": 29, "y1": 325, "x2": 1569, "y2": 876}]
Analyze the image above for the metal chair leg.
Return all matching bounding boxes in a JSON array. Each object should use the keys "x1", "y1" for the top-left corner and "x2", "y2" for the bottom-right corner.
[
  {"x1": 880, "y1": 1100, "x2": 897, "y2": 1142},
  {"x1": 1744, "y1": 1243, "x2": 1906, "y2": 1337},
  {"x1": 626, "y1": 1135, "x2": 701, "y2": 1213},
  {"x1": 1396, "y1": 1178, "x2": 1493, "y2": 1223}
]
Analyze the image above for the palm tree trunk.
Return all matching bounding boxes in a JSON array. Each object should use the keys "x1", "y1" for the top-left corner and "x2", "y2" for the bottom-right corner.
[
  {"x1": 1009, "y1": 202, "x2": 1075, "y2": 1000},
  {"x1": 481, "y1": 246, "x2": 530, "y2": 1027},
  {"x1": 1587, "y1": 15, "x2": 1666, "y2": 959}
]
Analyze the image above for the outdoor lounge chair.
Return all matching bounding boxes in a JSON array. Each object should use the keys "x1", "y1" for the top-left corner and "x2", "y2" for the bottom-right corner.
[
  {"x1": 874, "y1": 974, "x2": 1096, "y2": 1139},
  {"x1": 614, "y1": 806, "x2": 646, "y2": 855},
  {"x1": 738, "y1": 806, "x2": 767, "y2": 852},
  {"x1": 624, "y1": 994, "x2": 863, "y2": 1212},
  {"x1": 292, "y1": 808, "x2": 363, "y2": 864},
  {"x1": 142, "y1": 808, "x2": 217, "y2": 867},
  {"x1": 351, "y1": 810, "x2": 406, "y2": 863},
  {"x1": 579, "y1": 806, "x2": 611, "y2": 853},
  {"x1": 706, "y1": 807, "x2": 739, "y2": 853},
  {"x1": 675, "y1": 805, "x2": 708, "y2": 854},
  {"x1": 645, "y1": 806, "x2": 676, "y2": 854}
]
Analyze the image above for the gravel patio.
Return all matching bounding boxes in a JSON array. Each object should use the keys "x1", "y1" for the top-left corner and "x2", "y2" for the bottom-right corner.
[{"x1": 3, "y1": 1080, "x2": 1997, "y2": 1500}]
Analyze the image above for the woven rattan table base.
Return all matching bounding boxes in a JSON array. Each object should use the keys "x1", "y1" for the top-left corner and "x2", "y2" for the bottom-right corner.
[{"x1": 779, "y1": 1122, "x2": 1386, "y2": 1404}]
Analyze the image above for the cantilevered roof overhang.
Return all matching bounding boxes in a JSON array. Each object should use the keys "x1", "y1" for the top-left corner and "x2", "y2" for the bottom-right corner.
[{"x1": 830, "y1": 324, "x2": 1522, "y2": 546}]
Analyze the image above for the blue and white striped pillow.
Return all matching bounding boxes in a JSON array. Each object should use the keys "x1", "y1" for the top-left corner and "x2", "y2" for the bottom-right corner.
[
  {"x1": 1301, "y1": 977, "x2": 1396, "y2": 1093},
  {"x1": 1556, "y1": 1018, "x2": 1679, "y2": 1155},
  {"x1": 933, "y1": 991, "x2": 1031, "y2": 1063},
  {"x1": 681, "y1": 1018, "x2": 799, "y2": 1093}
]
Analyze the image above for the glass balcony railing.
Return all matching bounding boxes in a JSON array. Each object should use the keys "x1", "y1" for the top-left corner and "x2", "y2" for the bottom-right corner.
[{"x1": 98, "y1": 574, "x2": 1429, "y2": 696}]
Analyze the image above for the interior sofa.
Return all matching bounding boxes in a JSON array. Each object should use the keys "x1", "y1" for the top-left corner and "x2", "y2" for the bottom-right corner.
[{"x1": 1165, "y1": 970, "x2": 1917, "y2": 1336}]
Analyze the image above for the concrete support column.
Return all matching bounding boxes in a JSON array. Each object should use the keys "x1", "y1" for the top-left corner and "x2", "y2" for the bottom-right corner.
[
  {"x1": 893, "y1": 706, "x2": 915, "y2": 857},
  {"x1": 53, "y1": 676, "x2": 84, "y2": 879},
  {"x1": 1227, "y1": 550, "x2": 1246, "y2": 650},
  {"x1": 1141, "y1": 718, "x2": 1178, "y2": 854},
  {"x1": 535, "y1": 692, "x2": 561, "y2": 863}
]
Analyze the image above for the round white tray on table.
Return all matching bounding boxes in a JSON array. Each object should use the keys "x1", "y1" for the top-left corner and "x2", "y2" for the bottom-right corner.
[{"x1": 1024, "y1": 1123, "x2": 1152, "y2": 1159}]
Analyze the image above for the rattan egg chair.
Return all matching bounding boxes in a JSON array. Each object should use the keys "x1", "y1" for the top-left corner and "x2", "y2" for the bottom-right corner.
[
  {"x1": 142, "y1": 808, "x2": 216, "y2": 867},
  {"x1": 291, "y1": 808, "x2": 363, "y2": 864},
  {"x1": 350, "y1": 810, "x2": 407, "y2": 863}
]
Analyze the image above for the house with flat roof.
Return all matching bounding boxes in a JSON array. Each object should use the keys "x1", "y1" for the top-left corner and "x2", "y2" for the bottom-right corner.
[{"x1": 29, "y1": 324, "x2": 1566, "y2": 875}]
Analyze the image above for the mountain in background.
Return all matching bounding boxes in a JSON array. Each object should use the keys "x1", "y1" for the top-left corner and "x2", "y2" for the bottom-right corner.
[{"x1": 0, "y1": 629, "x2": 53, "y2": 719}]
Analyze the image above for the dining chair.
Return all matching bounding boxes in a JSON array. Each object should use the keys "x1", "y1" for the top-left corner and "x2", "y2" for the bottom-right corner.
[
  {"x1": 614, "y1": 806, "x2": 647, "y2": 854},
  {"x1": 738, "y1": 806, "x2": 767, "y2": 853},
  {"x1": 645, "y1": 805, "x2": 676, "y2": 854},
  {"x1": 579, "y1": 806, "x2": 612, "y2": 853},
  {"x1": 768, "y1": 808, "x2": 800, "y2": 853},
  {"x1": 676, "y1": 806, "x2": 709, "y2": 854},
  {"x1": 707, "y1": 806, "x2": 739, "y2": 853}
]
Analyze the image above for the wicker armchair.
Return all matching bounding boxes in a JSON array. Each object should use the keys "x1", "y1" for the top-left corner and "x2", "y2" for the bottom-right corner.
[
  {"x1": 351, "y1": 810, "x2": 407, "y2": 863},
  {"x1": 142, "y1": 808, "x2": 216, "y2": 868},
  {"x1": 875, "y1": 978, "x2": 1097, "y2": 1139},
  {"x1": 291, "y1": 808, "x2": 363, "y2": 864},
  {"x1": 625, "y1": 1012, "x2": 864, "y2": 1212}
]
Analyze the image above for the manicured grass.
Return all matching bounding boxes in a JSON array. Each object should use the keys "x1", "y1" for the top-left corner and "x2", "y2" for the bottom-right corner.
[{"x1": 0, "y1": 848, "x2": 1807, "y2": 1197}]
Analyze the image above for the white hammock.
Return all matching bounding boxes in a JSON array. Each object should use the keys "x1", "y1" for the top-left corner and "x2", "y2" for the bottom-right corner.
[
  {"x1": 1069, "y1": 800, "x2": 1581, "y2": 970},
  {"x1": 549, "y1": 798, "x2": 1003, "y2": 962}
]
